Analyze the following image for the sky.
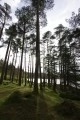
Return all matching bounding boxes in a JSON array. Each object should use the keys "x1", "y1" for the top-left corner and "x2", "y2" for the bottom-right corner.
[
  {"x1": 1, "y1": 0, "x2": 80, "y2": 32},
  {"x1": 1, "y1": 0, "x2": 80, "y2": 28},
  {"x1": 0, "y1": 0, "x2": 80, "y2": 60}
]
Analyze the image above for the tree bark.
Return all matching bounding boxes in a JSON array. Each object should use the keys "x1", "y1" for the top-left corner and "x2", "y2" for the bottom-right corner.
[
  {"x1": 4, "y1": 44, "x2": 11, "y2": 80},
  {"x1": 11, "y1": 52, "x2": 17, "y2": 82},
  {"x1": 19, "y1": 27, "x2": 25, "y2": 86},
  {"x1": 0, "y1": 39, "x2": 11, "y2": 84},
  {"x1": 34, "y1": 0, "x2": 40, "y2": 94},
  {"x1": 24, "y1": 49, "x2": 27, "y2": 86}
]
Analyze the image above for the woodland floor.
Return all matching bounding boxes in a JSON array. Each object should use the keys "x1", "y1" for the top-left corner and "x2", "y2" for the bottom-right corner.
[{"x1": 0, "y1": 82, "x2": 80, "y2": 120}]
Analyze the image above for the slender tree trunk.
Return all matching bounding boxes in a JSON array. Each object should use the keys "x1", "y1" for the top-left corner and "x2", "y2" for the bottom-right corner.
[
  {"x1": 51, "y1": 60, "x2": 53, "y2": 87},
  {"x1": 29, "y1": 55, "x2": 31, "y2": 86},
  {"x1": 63, "y1": 62, "x2": 66, "y2": 91},
  {"x1": 0, "y1": 39, "x2": 11, "y2": 84},
  {"x1": 64, "y1": 45, "x2": 67, "y2": 91},
  {"x1": 31, "y1": 55, "x2": 34, "y2": 86},
  {"x1": 43, "y1": 58, "x2": 45, "y2": 88},
  {"x1": 53, "y1": 62, "x2": 56, "y2": 91},
  {"x1": 67, "y1": 68, "x2": 69, "y2": 88},
  {"x1": 59, "y1": 39, "x2": 62, "y2": 90},
  {"x1": 10, "y1": 52, "x2": 15, "y2": 82},
  {"x1": 4, "y1": 44, "x2": 11, "y2": 80},
  {"x1": 21, "y1": 69, "x2": 24, "y2": 84},
  {"x1": 74, "y1": 60, "x2": 77, "y2": 91},
  {"x1": 11, "y1": 52, "x2": 17, "y2": 82},
  {"x1": 0, "y1": 18, "x2": 5, "y2": 40},
  {"x1": 17, "y1": 66, "x2": 19, "y2": 83},
  {"x1": 24, "y1": 50, "x2": 27, "y2": 86},
  {"x1": 48, "y1": 58, "x2": 50, "y2": 88},
  {"x1": 39, "y1": 46, "x2": 42, "y2": 90},
  {"x1": 40, "y1": 62, "x2": 42, "y2": 91},
  {"x1": 19, "y1": 29, "x2": 25, "y2": 86},
  {"x1": 28, "y1": 62, "x2": 29, "y2": 83}
]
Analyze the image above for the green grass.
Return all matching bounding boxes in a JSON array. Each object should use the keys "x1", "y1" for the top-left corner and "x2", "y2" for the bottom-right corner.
[
  {"x1": 0, "y1": 83, "x2": 32, "y2": 106},
  {"x1": 0, "y1": 83, "x2": 80, "y2": 120}
]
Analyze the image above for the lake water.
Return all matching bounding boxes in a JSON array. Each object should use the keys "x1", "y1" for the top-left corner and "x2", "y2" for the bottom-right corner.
[
  {"x1": 32, "y1": 78, "x2": 60, "y2": 84},
  {"x1": 29, "y1": 79, "x2": 80, "y2": 89}
]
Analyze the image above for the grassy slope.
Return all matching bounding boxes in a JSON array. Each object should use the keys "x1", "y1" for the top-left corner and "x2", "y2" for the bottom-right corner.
[{"x1": 0, "y1": 83, "x2": 80, "y2": 120}]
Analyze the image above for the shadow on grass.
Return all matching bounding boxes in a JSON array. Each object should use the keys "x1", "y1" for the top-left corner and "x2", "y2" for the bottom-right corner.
[
  {"x1": 53, "y1": 100, "x2": 80, "y2": 120},
  {"x1": 0, "y1": 90, "x2": 54, "y2": 120},
  {"x1": 59, "y1": 91, "x2": 80, "y2": 100}
]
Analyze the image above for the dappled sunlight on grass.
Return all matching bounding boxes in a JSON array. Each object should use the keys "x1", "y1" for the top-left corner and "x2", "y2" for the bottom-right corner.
[
  {"x1": 43, "y1": 88, "x2": 63, "y2": 106},
  {"x1": 0, "y1": 89, "x2": 54, "y2": 120},
  {"x1": 0, "y1": 83, "x2": 32, "y2": 106},
  {"x1": 0, "y1": 84, "x2": 80, "y2": 120}
]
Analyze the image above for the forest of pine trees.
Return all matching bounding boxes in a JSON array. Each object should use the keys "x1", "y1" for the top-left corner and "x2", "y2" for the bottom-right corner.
[
  {"x1": 0, "y1": 1, "x2": 80, "y2": 120},
  {"x1": 0, "y1": 0, "x2": 80, "y2": 94}
]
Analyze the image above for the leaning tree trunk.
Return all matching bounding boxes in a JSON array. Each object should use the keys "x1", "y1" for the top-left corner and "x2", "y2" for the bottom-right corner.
[
  {"x1": 0, "y1": 18, "x2": 6, "y2": 40},
  {"x1": 4, "y1": 43, "x2": 11, "y2": 80},
  {"x1": 0, "y1": 39, "x2": 11, "y2": 84}
]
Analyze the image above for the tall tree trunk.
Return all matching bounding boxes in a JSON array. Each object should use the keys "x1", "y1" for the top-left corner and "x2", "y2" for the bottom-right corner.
[
  {"x1": 31, "y1": 55, "x2": 34, "y2": 86},
  {"x1": 39, "y1": 62, "x2": 42, "y2": 91},
  {"x1": 4, "y1": 44, "x2": 11, "y2": 80},
  {"x1": 0, "y1": 39, "x2": 11, "y2": 84},
  {"x1": 34, "y1": 0, "x2": 40, "y2": 94},
  {"x1": 11, "y1": 52, "x2": 17, "y2": 82},
  {"x1": 48, "y1": 58, "x2": 50, "y2": 88},
  {"x1": 28, "y1": 62, "x2": 29, "y2": 83},
  {"x1": 39, "y1": 46, "x2": 42, "y2": 90},
  {"x1": 10, "y1": 52, "x2": 15, "y2": 82},
  {"x1": 22, "y1": 70, "x2": 24, "y2": 84},
  {"x1": 0, "y1": 18, "x2": 6, "y2": 40},
  {"x1": 30, "y1": 61, "x2": 32, "y2": 87},
  {"x1": 43, "y1": 58, "x2": 45, "y2": 88},
  {"x1": 24, "y1": 50, "x2": 27, "y2": 86},
  {"x1": 17, "y1": 66, "x2": 19, "y2": 83},
  {"x1": 74, "y1": 60, "x2": 77, "y2": 91},
  {"x1": 63, "y1": 62, "x2": 66, "y2": 91},
  {"x1": 67, "y1": 68, "x2": 69, "y2": 88},
  {"x1": 51, "y1": 60, "x2": 53, "y2": 87},
  {"x1": 53, "y1": 62, "x2": 56, "y2": 91},
  {"x1": 19, "y1": 29, "x2": 25, "y2": 86}
]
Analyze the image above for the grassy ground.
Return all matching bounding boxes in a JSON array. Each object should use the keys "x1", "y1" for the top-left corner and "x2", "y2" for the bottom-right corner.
[{"x1": 0, "y1": 83, "x2": 80, "y2": 120}]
